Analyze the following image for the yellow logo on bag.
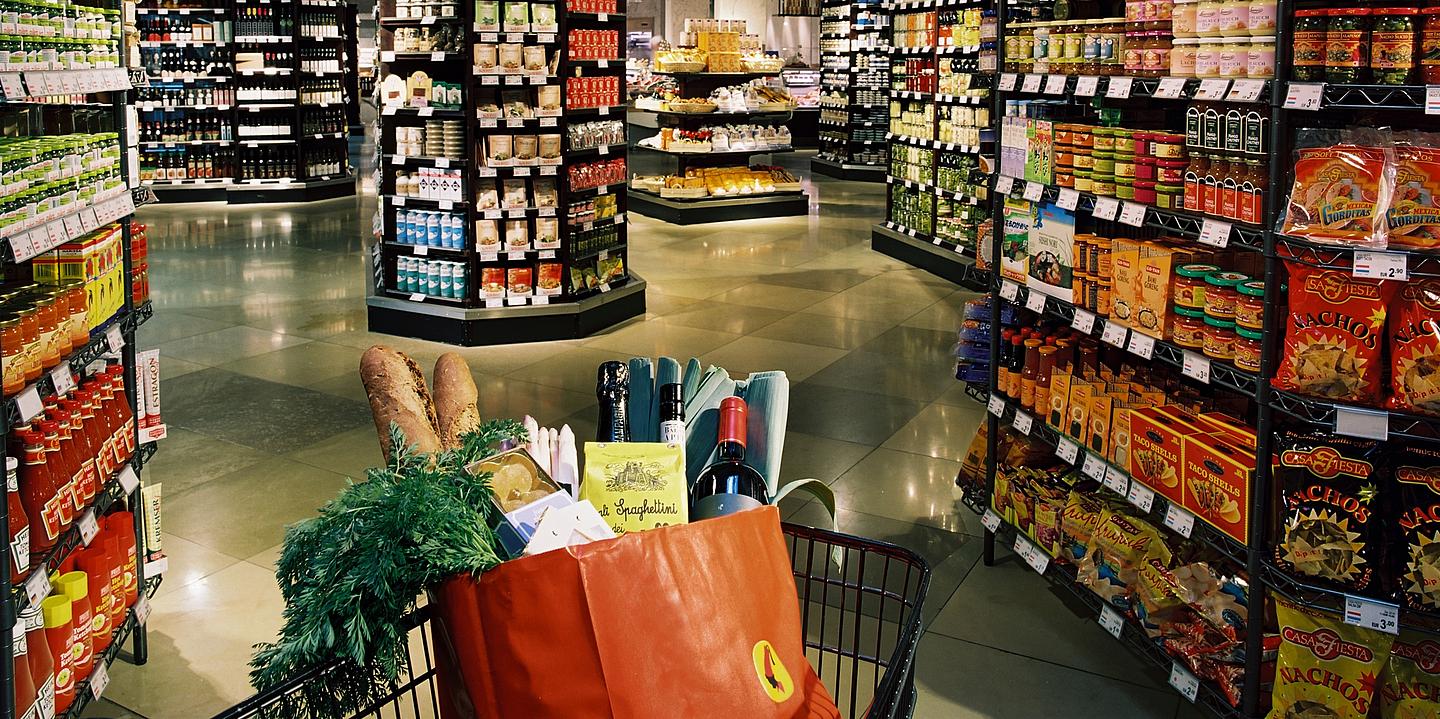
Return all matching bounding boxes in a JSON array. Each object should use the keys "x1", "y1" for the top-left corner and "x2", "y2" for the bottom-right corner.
[{"x1": 752, "y1": 640, "x2": 794, "y2": 703}]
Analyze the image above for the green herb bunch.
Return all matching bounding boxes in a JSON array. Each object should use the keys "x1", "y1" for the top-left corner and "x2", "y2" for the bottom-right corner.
[{"x1": 249, "y1": 419, "x2": 527, "y2": 719}]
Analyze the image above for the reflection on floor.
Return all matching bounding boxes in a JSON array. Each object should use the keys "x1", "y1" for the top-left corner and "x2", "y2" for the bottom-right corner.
[{"x1": 102, "y1": 152, "x2": 1200, "y2": 719}]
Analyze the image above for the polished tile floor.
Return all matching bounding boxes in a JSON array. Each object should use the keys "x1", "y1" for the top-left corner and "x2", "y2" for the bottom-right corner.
[{"x1": 98, "y1": 152, "x2": 1205, "y2": 719}]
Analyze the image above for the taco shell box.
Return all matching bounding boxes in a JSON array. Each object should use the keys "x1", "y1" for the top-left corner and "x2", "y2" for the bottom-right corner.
[{"x1": 1181, "y1": 432, "x2": 1253, "y2": 544}]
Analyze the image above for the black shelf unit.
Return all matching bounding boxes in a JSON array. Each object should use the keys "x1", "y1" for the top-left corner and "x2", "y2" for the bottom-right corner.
[
  {"x1": 812, "y1": 0, "x2": 887, "y2": 180},
  {"x1": 367, "y1": 0, "x2": 644, "y2": 344}
]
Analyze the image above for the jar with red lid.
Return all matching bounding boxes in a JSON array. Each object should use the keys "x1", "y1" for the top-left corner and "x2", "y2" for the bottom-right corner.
[
  {"x1": 1134, "y1": 179, "x2": 1157, "y2": 204},
  {"x1": 1233, "y1": 326, "x2": 1263, "y2": 372},
  {"x1": 1173, "y1": 306, "x2": 1207, "y2": 348},
  {"x1": 1423, "y1": 8, "x2": 1440, "y2": 84},
  {"x1": 1235, "y1": 280, "x2": 1264, "y2": 330},
  {"x1": 1202, "y1": 316, "x2": 1237, "y2": 360},
  {"x1": 1136, "y1": 156, "x2": 1157, "y2": 180},
  {"x1": 1156, "y1": 157, "x2": 1187, "y2": 184}
]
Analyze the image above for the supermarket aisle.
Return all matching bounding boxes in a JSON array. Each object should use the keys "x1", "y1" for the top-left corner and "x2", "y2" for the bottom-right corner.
[{"x1": 103, "y1": 160, "x2": 1200, "y2": 719}]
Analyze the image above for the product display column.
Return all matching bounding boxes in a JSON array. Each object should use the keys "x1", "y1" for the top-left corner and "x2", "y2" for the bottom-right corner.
[
  {"x1": 812, "y1": 0, "x2": 888, "y2": 181},
  {"x1": 367, "y1": 0, "x2": 644, "y2": 345},
  {"x1": 869, "y1": 0, "x2": 993, "y2": 290}
]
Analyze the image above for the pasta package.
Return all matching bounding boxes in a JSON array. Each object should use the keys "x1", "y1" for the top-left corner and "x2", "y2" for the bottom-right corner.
[
  {"x1": 1395, "y1": 444, "x2": 1440, "y2": 613},
  {"x1": 1388, "y1": 140, "x2": 1440, "y2": 250},
  {"x1": 1281, "y1": 141, "x2": 1388, "y2": 247},
  {"x1": 1273, "y1": 431, "x2": 1383, "y2": 593},
  {"x1": 1269, "y1": 597, "x2": 1395, "y2": 719},
  {"x1": 1274, "y1": 262, "x2": 1399, "y2": 404},
  {"x1": 1379, "y1": 631, "x2": 1440, "y2": 719},
  {"x1": 1390, "y1": 278, "x2": 1440, "y2": 416},
  {"x1": 580, "y1": 442, "x2": 688, "y2": 535}
]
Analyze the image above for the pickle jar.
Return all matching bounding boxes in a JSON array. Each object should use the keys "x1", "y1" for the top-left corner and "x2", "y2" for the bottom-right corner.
[
  {"x1": 1325, "y1": 8, "x2": 1370, "y2": 84},
  {"x1": 1235, "y1": 279, "x2": 1264, "y2": 330},
  {"x1": 1292, "y1": 9, "x2": 1328, "y2": 81},
  {"x1": 1370, "y1": 7, "x2": 1417, "y2": 85}
]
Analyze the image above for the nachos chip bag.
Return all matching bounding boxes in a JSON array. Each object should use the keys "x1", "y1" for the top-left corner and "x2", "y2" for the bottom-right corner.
[
  {"x1": 1282, "y1": 140, "x2": 1388, "y2": 247},
  {"x1": 1394, "y1": 444, "x2": 1440, "y2": 613},
  {"x1": 1379, "y1": 631, "x2": 1440, "y2": 719},
  {"x1": 1273, "y1": 431, "x2": 1383, "y2": 593},
  {"x1": 1274, "y1": 262, "x2": 1399, "y2": 404},
  {"x1": 1387, "y1": 140, "x2": 1440, "y2": 250},
  {"x1": 1390, "y1": 278, "x2": 1440, "y2": 416},
  {"x1": 1268, "y1": 597, "x2": 1396, "y2": 719}
]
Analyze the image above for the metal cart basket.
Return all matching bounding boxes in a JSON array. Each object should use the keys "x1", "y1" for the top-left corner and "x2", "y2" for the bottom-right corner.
[{"x1": 211, "y1": 522, "x2": 930, "y2": 719}]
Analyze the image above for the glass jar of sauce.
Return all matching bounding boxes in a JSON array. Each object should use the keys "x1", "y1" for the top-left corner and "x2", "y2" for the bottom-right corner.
[
  {"x1": 1293, "y1": 9, "x2": 1328, "y2": 81},
  {"x1": 1370, "y1": 7, "x2": 1417, "y2": 85},
  {"x1": 1233, "y1": 326, "x2": 1263, "y2": 372},
  {"x1": 1247, "y1": 35, "x2": 1275, "y2": 77},
  {"x1": 1326, "y1": 8, "x2": 1370, "y2": 84},
  {"x1": 1203, "y1": 271, "x2": 1248, "y2": 320},
  {"x1": 1173, "y1": 306, "x2": 1207, "y2": 348},
  {"x1": 1235, "y1": 280, "x2": 1265, "y2": 330},
  {"x1": 1195, "y1": 38, "x2": 1222, "y2": 76},
  {"x1": 1171, "y1": 37, "x2": 1199, "y2": 75},
  {"x1": 1202, "y1": 316, "x2": 1237, "y2": 360},
  {"x1": 1175, "y1": 264, "x2": 1218, "y2": 309},
  {"x1": 1423, "y1": 8, "x2": 1440, "y2": 84}
]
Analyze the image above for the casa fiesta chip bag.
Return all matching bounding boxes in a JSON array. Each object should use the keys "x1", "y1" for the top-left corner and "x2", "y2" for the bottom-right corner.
[
  {"x1": 1390, "y1": 278, "x2": 1440, "y2": 416},
  {"x1": 1393, "y1": 444, "x2": 1440, "y2": 613},
  {"x1": 1269, "y1": 597, "x2": 1395, "y2": 719},
  {"x1": 1273, "y1": 431, "x2": 1383, "y2": 594},
  {"x1": 1281, "y1": 128, "x2": 1393, "y2": 248},
  {"x1": 1378, "y1": 631, "x2": 1440, "y2": 719},
  {"x1": 1274, "y1": 262, "x2": 1399, "y2": 404}
]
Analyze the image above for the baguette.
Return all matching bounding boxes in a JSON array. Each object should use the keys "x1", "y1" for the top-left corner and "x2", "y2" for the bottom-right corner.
[
  {"x1": 360, "y1": 345, "x2": 442, "y2": 460},
  {"x1": 433, "y1": 352, "x2": 481, "y2": 450}
]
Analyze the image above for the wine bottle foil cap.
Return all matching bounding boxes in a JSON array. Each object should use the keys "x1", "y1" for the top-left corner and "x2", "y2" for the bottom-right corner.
[
  {"x1": 718, "y1": 396, "x2": 747, "y2": 446},
  {"x1": 659, "y1": 382, "x2": 682, "y2": 405},
  {"x1": 596, "y1": 360, "x2": 629, "y2": 395}
]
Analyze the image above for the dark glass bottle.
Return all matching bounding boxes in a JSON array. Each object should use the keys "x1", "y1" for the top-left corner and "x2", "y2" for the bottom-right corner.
[
  {"x1": 658, "y1": 383, "x2": 684, "y2": 446},
  {"x1": 595, "y1": 361, "x2": 630, "y2": 442},
  {"x1": 689, "y1": 397, "x2": 768, "y2": 520}
]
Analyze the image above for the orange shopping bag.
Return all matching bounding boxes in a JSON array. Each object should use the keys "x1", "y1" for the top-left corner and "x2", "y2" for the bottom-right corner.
[{"x1": 429, "y1": 506, "x2": 841, "y2": 719}]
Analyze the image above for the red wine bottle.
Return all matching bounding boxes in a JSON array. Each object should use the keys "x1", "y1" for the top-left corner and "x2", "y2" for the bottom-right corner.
[{"x1": 689, "y1": 397, "x2": 768, "y2": 520}]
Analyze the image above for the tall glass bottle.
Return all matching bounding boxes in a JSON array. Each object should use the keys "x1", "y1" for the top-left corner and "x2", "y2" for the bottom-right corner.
[
  {"x1": 595, "y1": 361, "x2": 629, "y2": 442},
  {"x1": 689, "y1": 397, "x2": 768, "y2": 520}
]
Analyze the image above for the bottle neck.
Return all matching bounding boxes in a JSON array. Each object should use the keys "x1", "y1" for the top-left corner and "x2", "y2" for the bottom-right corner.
[{"x1": 717, "y1": 439, "x2": 746, "y2": 462}]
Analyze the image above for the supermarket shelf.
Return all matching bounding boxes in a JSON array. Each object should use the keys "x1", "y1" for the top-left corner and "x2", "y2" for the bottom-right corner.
[
  {"x1": 383, "y1": 242, "x2": 472, "y2": 257},
  {"x1": 1260, "y1": 560, "x2": 1440, "y2": 636},
  {"x1": 62, "y1": 575, "x2": 165, "y2": 719},
  {"x1": 377, "y1": 14, "x2": 464, "y2": 25},
  {"x1": 810, "y1": 156, "x2": 886, "y2": 181},
  {"x1": 144, "y1": 177, "x2": 235, "y2": 187},
  {"x1": 0, "y1": 186, "x2": 135, "y2": 264},
  {"x1": 888, "y1": 132, "x2": 982, "y2": 154},
  {"x1": 651, "y1": 107, "x2": 796, "y2": 120},
  {"x1": 627, "y1": 188, "x2": 808, "y2": 225},
  {"x1": 135, "y1": 103, "x2": 231, "y2": 110},
  {"x1": 383, "y1": 154, "x2": 466, "y2": 168},
  {"x1": 237, "y1": 67, "x2": 292, "y2": 76},
  {"x1": 632, "y1": 144, "x2": 794, "y2": 159},
  {"x1": 234, "y1": 34, "x2": 290, "y2": 43},
  {"x1": 140, "y1": 139, "x2": 233, "y2": 146},
  {"x1": 0, "y1": 68, "x2": 132, "y2": 99},
  {"x1": 887, "y1": 175, "x2": 986, "y2": 205},
  {"x1": 652, "y1": 70, "x2": 783, "y2": 78},
  {"x1": 998, "y1": 72, "x2": 1271, "y2": 105},
  {"x1": 380, "y1": 104, "x2": 467, "y2": 119},
  {"x1": 144, "y1": 74, "x2": 230, "y2": 82},
  {"x1": 1269, "y1": 389, "x2": 1440, "y2": 446},
  {"x1": 137, "y1": 5, "x2": 229, "y2": 12},
  {"x1": 1311, "y1": 82, "x2": 1430, "y2": 111},
  {"x1": 1275, "y1": 232, "x2": 1440, "y2": 279},
  {"x1": 871, "y1": 222, "x2": 988, "y2": 290}
]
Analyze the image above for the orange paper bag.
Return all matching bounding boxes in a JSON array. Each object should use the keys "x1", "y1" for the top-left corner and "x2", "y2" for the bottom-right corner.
[{"x1": 429, "y1": 506, "x2": 841, "y2": 719}]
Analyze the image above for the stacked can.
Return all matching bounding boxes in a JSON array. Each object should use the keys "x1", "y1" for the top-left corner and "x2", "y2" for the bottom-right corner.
[
  {"x1": 397, "y1": 258, "x2": 469, "y2": 300},
  {"x1": 397, "y1": 210, "x2": 466, "y2": 249}
]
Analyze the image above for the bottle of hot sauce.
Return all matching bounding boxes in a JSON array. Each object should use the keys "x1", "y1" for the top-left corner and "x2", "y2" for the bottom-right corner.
[
  {"x1": 7, "y1": 457, "x2": 32, "y2": 584},
  {"x1": 42, "y1": 408, "x2": 85, "y2": 516},
  {"x1": 14, "y1": 429, "x2": 59, "y2": 554},
  {"x1": 74, "y1": 390, "x2": 109, "y2": 481},
  {"x1": 104, "y1": 366, "x2": 135, "y2": 461},
  {"x1": 40, "y1": 595, "x2": 74, "y2": 715},
  {"x1": 22, "y1": 604, "x2": 55, "y2": 719},
  {"x1": 103, "y1": 533, "x2": 126, "y2": 628},
  {"x1": 78, "y1": 384, "x2": 113, "y2": 479},
  {"x1": 108, "y1": 513, "x2": 138, "y2": 605},
  {"x1": 56, "y1": 572, "x2": 93, "y2": 681}
]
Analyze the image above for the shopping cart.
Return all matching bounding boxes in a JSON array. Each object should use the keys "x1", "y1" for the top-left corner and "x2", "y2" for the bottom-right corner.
[{"x1": 211, "y1": 522, "x2": 930, "y2": 719}]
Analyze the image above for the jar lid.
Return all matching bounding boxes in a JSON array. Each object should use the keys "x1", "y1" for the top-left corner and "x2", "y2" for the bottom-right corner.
[
  {"x1": 1174, "y1": 37, "x2": 1200, "y2": 44},
  {"x1": 1294, "y1": 8, "x2": 1328, "y2": 15},
  {"x1": 1371, "y1": 7, "x2": 1418, "y2": 14},
  {"x1": 1205, "y1": 271, "x2": 1250, "y2": 287},
  {"x1": 1204, "y1": 315, "x2": 1237, "y2": 329},
  {"x1": 1175, "y1": 305, "x2": 1208, "y2": 318},
  {"x1": 1250, "y1": 35, "x2": 1276, "y2": 42},
  {"x1": 1178, "y1": 263, "x2": 1222, "y2": 278},
  {"x1": 1236, "y1": 326, "x2": 1264, "y2": 340},
  {"x1": 1237, "y1": 280, "x2": 1265, "y2": 297},
  {"x1": 1329, "y1": 7, "x2": 1370, "y2": 15}
]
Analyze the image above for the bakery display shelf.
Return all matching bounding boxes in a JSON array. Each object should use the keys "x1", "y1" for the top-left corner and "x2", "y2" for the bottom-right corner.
[
  {"x1": 627, "y1": 188, "x2": 809, "y2": 225},
  {"x1": 810, "y1": 156, "x2": 887, "y2": 181},
  {"x1": 983, "y1": 514, "x2": 1249, "y2": 719},
  {"x1": 61, "y1": 575, "x2": 165, "y2": 719},
  {"x1": 1308, "y1": 82, "x2": 1430, "y2": 111},
  {"x1": 1260, "y1": 561, "x2": 1440, "y2": 637},
  {"x1": 1273, "y1": 233, "x2": 1440, "y2": 279},
  {"x1": 871, "y1": 222, "x2": 988, "y2": 290},
  {"x1": 886, "y1": 176, "x2": 985, "y2": 205},
  {"x1": 651, "y1": 70, "x2": 783, "y2": 78},
  {"x1": 996, "y1": 277, "x2": 1261, "y2": 398},
  {"x1": 632, "y1": 144, "x2": 794, "y2": 159},
  {"x1": 566, "y1": 142, "x2": 630, "y2": 158},
  {"x1": 1268, "y1": 389, "x2": 1440, "y2": 446},
  {"x1": 998, "y1": 72, "x2": 1271, "y2": 105},
  {"x1": 0, "y1": 302, "x2": 152, "y2": 431},
  {"x1": 993, "y1": 175, "x2": 1266, "y2": 253}
]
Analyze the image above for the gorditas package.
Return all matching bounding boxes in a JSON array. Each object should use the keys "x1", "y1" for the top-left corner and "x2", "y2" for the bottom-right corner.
[
  {"x1": 1378, "y1": 631, "x2": 1440, "y2": 719},
  {"x1": 1273, "y1": 431, "x2": 1383, "y2": 594},
  {"x1": 1390, "y1": 278, "x2": 1440, "y2": 416},
  {"x1": 1394, "y1": 444, "x2": 1440, "y2": 613},
  {"x1": 1273, "y1": 262, "x2": 1399, "y2": 404},
  {"x1": 1269, "y1": 597, "x2": 1395, "y2": 719},
  {"x1": 1387, "y1": 135, "x2": 1440, "y2": 250},
  {"x1": 1281, "y1": 130, "x2": 1390, "y2": 248}
]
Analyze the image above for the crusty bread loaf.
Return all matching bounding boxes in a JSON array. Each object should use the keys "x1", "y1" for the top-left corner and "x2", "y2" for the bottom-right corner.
[
  {"x1": 360, "y1": 345, "x2": 442, "y2": 459},
  {"x1": 433, "y1": 352, "x2": 481, "y2": 450}
]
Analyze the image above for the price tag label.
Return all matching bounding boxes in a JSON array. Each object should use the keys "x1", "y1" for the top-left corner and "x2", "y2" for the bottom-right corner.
[
  {"x1": 15, "y1": 386, "x2": 42, "y2": 423},
  {"x1": 1284, "y1": 82, "x2": 1324, "y2": 110},
  {"x1": 1196, "y1": 77, "x2": 1230, "y2": 100},
  {"x1": 981, "y1": 509, "x2": 1002, "y2": 533},
  {"x1": 429, "y1": 51, "x2": 446, "y2": 62},
  {"x1": 995, "y1": 175, "x2": 1015, "y2": 195},
  {"x1": 598, "y1": 11, "x2": 609, "y2": 20},
  {"x1": 998, "y1": 73, "x2": 1017, "y2": 91},
  {"x1": 1335, "y1": 406, "x2": 1389, "y2": 440},
  {"x1": 1074, "y1": 75, "x2": 1099, "y2": 96},
  {"x1": 1169, "y1": 663, "x2": 1200, "y2": 703},
  {"x1": 106, "y1": 323, "x2": 126, "y2": 353},
  {"x1": 8, "y1": 231, "x2": 34, "y2": 261},
  {"x1": 1056, "y1": 438, "x2": 1080, "y2": 464},
  {"x1": 1354, "y1": 250, "x2": 1408, "y2": 281},
  {"x1": 1023, "y1": 181, "x2": 1044, "y2": 202},
  {"x1": 1344, "y1": 595, "x2": 1400, "y2": 634},
  {"x1": 1198, "y1": 218, "x2": 1232, "y2": 248},
  {"x1": 79, "y1": 509, "x2": 100, "y2": 546},
  {"x1": 413, "y1": 246, "x2": 428, "y2": 256},
  {"x1": 1105, "y1": 76, "x2": 1133, "y2": 98},
  {"x1": 1101, "y1": 321, "x2": 1129, "y2": 348},
  {"x1": 134, "y1": 594, "x2": 152, "y2": 626},
  {"x1": 1000, "y1": 280, "x2": 1021, "y2": 303},
  {"x1": 50, "y1": 365, "x2": 75, "y2": 395},
  {"x1": 1153, "y1": 76, "x2": 1187, "y2": 99},
  {"x1": 1092, "y1": 196, "x2": 1119, "y2": 221},
  {"x1": 90, "y1": 661, "x2": 110, "y2": 700},
  {"x1": 1021, "y1": 74, "x2": 1042, "y2": 93},
  {"x1": 1229, "y1": 78, "x2": 1265, "y2": 102},
  {"x1": 1119, "y1": 201, "x2": 1146, "y2": 227},
  {"x1": 1082, "y1": 453, "x2": 1106, "y2": 481},
  {"x1": 24, "y1": 570, "x2": 50, "y2": 608},
  {"x1": 1099, "y1": 605, "x2": 1124, "y2": 638},
  {"x1": 380, "y1": 50, "x2": 395, "y2": 62},
  {"x1": 1013, "y1": 534, "x2": 1049, "y2": 575},
  {"x1": 987, "y1": 395, "x2": 1006, "y2": 417},
  {"x1": 1164, "y1": 504, "x2": 1196, "y2": 537},
  {"x1": 1181, "y1": 351, "x2": 1212, "y2": 384},
  {"x1": 1012, "y1": 411, "x2": 1033, "y2": 436},
  {"x1": 1056, "y1": 188, "x2": 1080, "y2": 211},
  {"x1": 1127, "y1": 332, "x2": 1156, "y2": 359},
  {"x1": 1044, "y1": 74, "x2": 1067, "y2": 95},
  {"x1": 484, "y1": 297, "x2": 503, "y2": 308},
  {"x1": 1094, "y1": 465, "x2": 1124, "y2": 496},
  {"x1": 1427, "y1": 85, "x2": 1440, "y2": 115},
  {"x1": 409, "y1": 292, "x2": 427, "y2": 302},
  {"x1": 1127, "y1": 481, "x2": 1156, "y2": 512},
  {"x1": 418, "y1": 107, "x2": 435, "y2": 117},
  {"x1": 1025, "y1": 289, "x2": 1048, "y2": 314},
  {"x1": 1071, "y1": 308, "x2": 1097, "y2": 334},
  {"x1": 481, "y1": 75, "x2": 499, "y2": 85}
]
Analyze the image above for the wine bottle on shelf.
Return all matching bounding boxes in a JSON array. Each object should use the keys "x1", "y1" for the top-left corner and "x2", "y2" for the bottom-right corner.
[
  {"x1": 689, "y1": 397, "x2": 768, "y2": 520},
  {"x1": 595, "y1": 361, "x2": 629, "y2": 442}
]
